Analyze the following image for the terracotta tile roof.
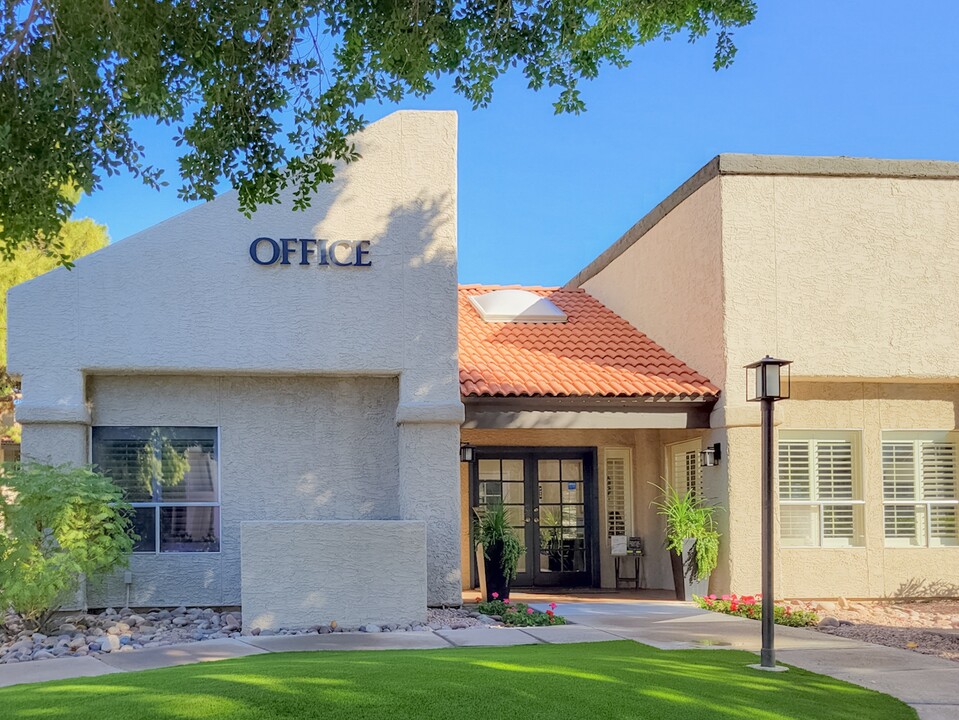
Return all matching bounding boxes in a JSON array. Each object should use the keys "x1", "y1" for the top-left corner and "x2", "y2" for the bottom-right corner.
[{"x1": 459, "y1": 284, "x2": 719, "y2": 399}]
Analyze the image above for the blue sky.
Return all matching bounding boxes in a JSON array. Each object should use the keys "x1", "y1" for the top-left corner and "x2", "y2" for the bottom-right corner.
[{"x1": 77, "y1": 2, "x2": 959, "y2": 286}]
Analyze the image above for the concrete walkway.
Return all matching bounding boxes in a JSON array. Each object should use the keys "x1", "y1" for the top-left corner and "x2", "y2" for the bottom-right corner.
[{"x1": 1, "y1": 602, "x2": 956, "y2": 720}]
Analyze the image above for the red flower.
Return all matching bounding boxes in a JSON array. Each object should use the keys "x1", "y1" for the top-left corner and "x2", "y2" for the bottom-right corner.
[{"x1": 730, "y1": 601, "x2": 739, "y2": 612}]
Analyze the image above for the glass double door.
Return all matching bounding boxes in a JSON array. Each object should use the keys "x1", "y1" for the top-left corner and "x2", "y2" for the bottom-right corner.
[{"x1": 473, "y1": 449, "x2": 595, "y2": 587}]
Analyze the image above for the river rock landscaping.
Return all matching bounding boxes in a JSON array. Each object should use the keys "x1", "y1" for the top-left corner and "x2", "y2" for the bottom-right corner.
[
  {"x1": 797, "y1": 597, "x2": 959, "y2": 663},
  {"x1": 0, "y1": 606, "x2": 494, "y2": 664}
]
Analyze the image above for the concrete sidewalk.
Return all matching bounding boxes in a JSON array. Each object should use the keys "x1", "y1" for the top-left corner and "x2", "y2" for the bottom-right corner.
[{"x1": 1, "y1": 603, "x2": 956, "y2": 719}]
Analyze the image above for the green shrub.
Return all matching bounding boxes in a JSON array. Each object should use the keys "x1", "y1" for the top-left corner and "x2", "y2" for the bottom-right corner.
[
  {"x1": 477, "y1": 598, "x2": 568, "y2": 627},
  {"x1": 694, "y1": 593, "x2": 819, "y2": 627},
  {"x1": 0, "y1": 463, "x2": 134, "y2": 631}
]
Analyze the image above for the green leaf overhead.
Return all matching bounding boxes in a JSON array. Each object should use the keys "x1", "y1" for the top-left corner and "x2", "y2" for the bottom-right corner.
[{"x1": 0, "y1": 0, "x2": 756, "y2": 261}]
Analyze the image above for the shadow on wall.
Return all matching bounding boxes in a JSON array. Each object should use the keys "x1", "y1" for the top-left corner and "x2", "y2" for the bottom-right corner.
[
  {"x1": 790, "y1": 382, "x2": 959, "y2": 418},
  {"x1": 889, "y1": 577, "x2": 959, "y2": 599}
]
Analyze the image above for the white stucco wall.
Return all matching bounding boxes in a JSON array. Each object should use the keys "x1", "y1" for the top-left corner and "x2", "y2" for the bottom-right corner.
[
  {"x1": 9, "y1": 110, "x2": 464, "y2": 608},
  {"x1": 85, "y1": 374, "x2": 400, "y2": 607},
  {"x1": 241, "y1": 521, "x2": 427, "y2": 630}
]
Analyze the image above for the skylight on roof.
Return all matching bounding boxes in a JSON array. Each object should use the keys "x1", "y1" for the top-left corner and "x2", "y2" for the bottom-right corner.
[{"x1": 469, "y1": 289, "x2": 568, "y2": 323}]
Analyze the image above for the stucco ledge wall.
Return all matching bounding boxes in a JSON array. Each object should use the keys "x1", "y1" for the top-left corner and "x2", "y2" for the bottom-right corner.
[{"x1": 240, "y1": 521, "x2": 427, "y2": 631}]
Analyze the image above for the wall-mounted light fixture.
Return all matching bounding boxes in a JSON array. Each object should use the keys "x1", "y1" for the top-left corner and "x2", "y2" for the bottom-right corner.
[
  {"x1": 459, "y1": 443, "x2": 476, "y2": 463},
  {"x1": 700, "y1": 443, "x2": 722, "y2": 468}
]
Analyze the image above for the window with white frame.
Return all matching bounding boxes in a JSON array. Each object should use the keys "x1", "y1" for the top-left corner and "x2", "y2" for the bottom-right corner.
[
  {"x1": 603, "y1": 448, "x2": 632, "y2": 546},
  {"x1": 92, "y1": 426, "x2": 220, "y2": 553},
  {"x1": 882, "y1": 431, "x2": 958, "y2": 548},
  {"x1": 668, "y1": 439, "x2": 702, "y2": 499},
  {"x1": 778, "y1": 431, "x2": 864, "y2": 548}
]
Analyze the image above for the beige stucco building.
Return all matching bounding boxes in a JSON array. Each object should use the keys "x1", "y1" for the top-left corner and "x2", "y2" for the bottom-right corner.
[
  {"x1": 564, "y1": 155, "x2": 959, "y2": 599},
  {"x1": 8, "y1": 115, "x2": 959, "y2": 622}
]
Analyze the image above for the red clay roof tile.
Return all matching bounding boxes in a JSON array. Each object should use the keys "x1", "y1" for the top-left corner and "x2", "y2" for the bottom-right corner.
[{"x1": 458, "y1": 284, "x2": 719, "y2": 399}]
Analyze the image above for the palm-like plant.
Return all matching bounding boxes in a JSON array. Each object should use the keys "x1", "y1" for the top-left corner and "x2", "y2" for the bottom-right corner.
[
  {"x1": 473, "y1": 503, "x2": 525, "y2": 580},
  {"x1": 652, "y1": 482, "x2": 721, "y2": 582}
]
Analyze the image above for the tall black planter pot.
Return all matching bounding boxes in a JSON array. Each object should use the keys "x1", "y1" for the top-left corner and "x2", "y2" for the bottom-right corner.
[
  {"x1": 670, "y1": 550, "x2": 686, "y2": 600},
  {"x1": 484, "y1": 540, "x2": 512, "y2": 601}
]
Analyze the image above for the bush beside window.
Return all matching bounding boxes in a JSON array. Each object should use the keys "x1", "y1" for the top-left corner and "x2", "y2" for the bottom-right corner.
[{"x1": 0, "y1": 463, "x2": 134, "y2": 631}]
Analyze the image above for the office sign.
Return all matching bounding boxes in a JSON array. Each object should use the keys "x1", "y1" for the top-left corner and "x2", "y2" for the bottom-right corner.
[{"x1": 249, "y1": 237, "x2": 371, "y2": 267}]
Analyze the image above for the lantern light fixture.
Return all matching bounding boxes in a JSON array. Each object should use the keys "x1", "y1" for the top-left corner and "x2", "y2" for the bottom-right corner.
[
  {"x1": 700, "y1": 443, "x2": 722, "y2": 468},
  {"x1": 459, "y1": 443, "x2": 476, "y2": 463},
  {"x1": 745, "y1": 356, "x2": 792, "y2": 402}
]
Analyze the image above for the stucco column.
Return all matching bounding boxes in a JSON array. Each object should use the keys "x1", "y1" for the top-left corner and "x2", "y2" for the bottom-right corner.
[
  {"x1": 396, "y1": 403, "x2": 464, "y2": 607},
  {"x1": 17, "y1": 370, "x2": 89, "y2": 466}
]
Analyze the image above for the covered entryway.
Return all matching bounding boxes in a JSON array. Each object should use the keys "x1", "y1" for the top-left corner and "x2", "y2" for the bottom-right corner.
[
  {"x1": 457, "y1": 283, "x2": 721, "y2": 596},
  {"x1": 469, "y1": 448, "x2": 598, "y2": 588}
]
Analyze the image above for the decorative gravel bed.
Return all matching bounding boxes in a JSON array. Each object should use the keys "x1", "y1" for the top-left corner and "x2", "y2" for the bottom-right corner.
[
  {"x1": 795, "y1": 598, "x2": 959, "y2": 663},
  {"x1": 0, "y1": 606, "x2": 495, "y2": 664}
]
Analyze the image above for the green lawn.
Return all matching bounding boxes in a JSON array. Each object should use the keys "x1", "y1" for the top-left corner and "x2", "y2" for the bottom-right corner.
[{"x1": 0, "y1": 641, "x2": 916, "y2": 719}]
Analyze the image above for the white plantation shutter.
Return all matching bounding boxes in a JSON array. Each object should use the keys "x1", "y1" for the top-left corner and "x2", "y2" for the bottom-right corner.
[
  {"x1": 816, "y1": 441, "x2": 854, "y2": 500},
  {"x1": 883, "y1": 442, "x2": 916, "y2": 500},
  {"x1": 883, "y1": 432, "x2": 959, "y2": 547},
  {"x1": 883, "y1": 505, "x2": 919, "y2": 542},
  {"x1": 779, "y1": 441, "x2": 811, "y2": 500},
  {"x1": 921, "y1": 442, "x2": 957, "y2": 499},
  {"x1": 668, "y1": 440, "x2": 702, "y2": 499},
  {"x1": 822, "y1": 505, "x2": 855, "y2": 540},
  {"x1": 780, "y1": 504, "x2": 818, "y2": 547},
  {"x1": 778, "y1": 432, "x2": 862, "y2": 547},
  {"x1": 603, "y1": 448, "x2": 632, "y2": 545}
]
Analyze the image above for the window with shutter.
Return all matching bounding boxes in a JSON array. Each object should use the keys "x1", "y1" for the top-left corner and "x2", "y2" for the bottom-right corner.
[
  {"x1": 778, "y1": 431, "x2": 863, "y2": 548},
  {"x1": 882, "y1": 431, "x2": 959, "y2": 547},
  {"x1": 603, "y1": 448, "x2": 632, "y2": 547},
  {"x1": 667, "y1": 439, "x2": 702, "y2": 500}
]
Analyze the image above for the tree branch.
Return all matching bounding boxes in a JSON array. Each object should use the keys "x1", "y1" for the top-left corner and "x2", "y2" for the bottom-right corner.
[{"x1": 0, "y1": 0, "x2": 44, "y2": 67}]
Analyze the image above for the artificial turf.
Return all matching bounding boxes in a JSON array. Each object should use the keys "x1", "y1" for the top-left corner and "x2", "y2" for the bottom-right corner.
[{"x1": 0, "y1": 640, "x2": 916, "y2": 719}]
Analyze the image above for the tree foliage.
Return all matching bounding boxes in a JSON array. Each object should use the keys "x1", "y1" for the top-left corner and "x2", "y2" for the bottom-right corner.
[
  {"x1": 0, "y1": 0, "x2": 756, "y2": 261},
  {"x1": 0, "y1": 463, "x2": 134, "y2": 630},
  {"x1": 0, "y1": 212, "x2": 108, "y2": 441}
]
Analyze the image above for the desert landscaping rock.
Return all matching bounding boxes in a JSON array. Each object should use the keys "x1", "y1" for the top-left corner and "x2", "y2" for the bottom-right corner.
[
  {"x1": 0, "y1": 605, "x2": 491, "y2": 665},
  {"x1": 795, "y1": 598, "x2": 959, "y2": 663}
]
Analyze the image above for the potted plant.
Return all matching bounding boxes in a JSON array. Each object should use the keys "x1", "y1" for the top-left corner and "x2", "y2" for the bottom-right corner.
[
  {"x1": 653, "y1": 482, "x2": 721, "y2": 601},
  {"x1": 473, "y1": 503, "x2": 525, "y2": 601}
]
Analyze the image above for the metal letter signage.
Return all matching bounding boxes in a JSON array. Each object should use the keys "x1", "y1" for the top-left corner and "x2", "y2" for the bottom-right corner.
[{"x1": 249, "y1": 237, "x2": 372, "y2": 267}]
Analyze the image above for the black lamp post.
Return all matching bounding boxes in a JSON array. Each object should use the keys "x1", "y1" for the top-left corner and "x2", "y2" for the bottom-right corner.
[{"x1": 744, "y1": 355, "x2": 792, "y2": 670}]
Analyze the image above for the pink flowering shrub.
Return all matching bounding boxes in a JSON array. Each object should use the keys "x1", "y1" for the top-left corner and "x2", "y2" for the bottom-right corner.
[
  {"x1": 694, "y1": 593, "x2": 818, "y2": 627},
  {"x1": 476, "y1": 598, "x2": 568, "y2": 627}
]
